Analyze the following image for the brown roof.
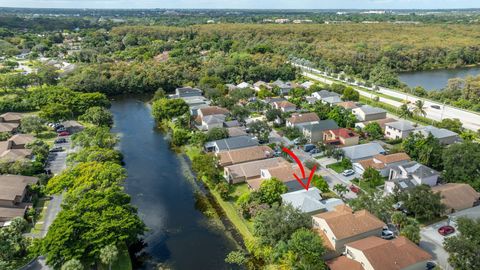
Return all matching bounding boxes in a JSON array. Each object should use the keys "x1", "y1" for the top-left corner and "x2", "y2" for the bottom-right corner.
[
  {"x1": 314, "y1": 206, "x2": 385, "y2": 240},
  {"x1": 0, "y1": 122, "x2": 19, "y2": 133},
  {"x1": 336, "y1": 101, "x2": 358, "y2": 110},
  {"x1": 347, "y1": 236, "x2": 432, "y2": 270},
  {"x1": 227, "y1": 127, "x2": 248, "y2": 138},
  {"x1": 357, "y1": 158, "x2": 386, "y2": 170},
  {"x1": 315, "y1": 228, "x2": 335, "y2": 251},
  {"x1": 266, "y1": 164, "x2": 311, "y2": 183},
  {"x1": 326, "y1": 256, "x2": 364, "y2": 270},
  {"x1": 274, "y1": 101, "x2": 296, "y2": 108},
  {"x1": 373, "y1": 153, "x2": 411, "y2": 164},
  {"x1": 9, "y1": 134, "x2": 35, "y2": 146},
  {"x1": 287, "y1": 113, "x2": 320, "y2": 124},
  {"x1": 0, "y1": 175, "x2": 38, "y2": 201},
  {"x1": 364, "y1": 118, "x2": 397, "y2": 130},
  {"x1": 199, "y1": 106, "x2": 230, "y2": 117},
  {"x1": 217, "y1": 146, "x2": 273, "y2": 167},
  {"x1": 0, "y1": 206, "x2": 28, "y2": 221},
  {"x1": 225, "y1": 157, "x2": 288, "y2": 180},
  {"x1": 0, "y1": 112, "x2": 23, "y2": 122},
  {"x1": 432, "y1": 183, "x2": 480, "y2": 212}
]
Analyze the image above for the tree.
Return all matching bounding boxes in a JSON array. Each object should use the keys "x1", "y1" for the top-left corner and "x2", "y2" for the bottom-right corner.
[
  {"x1": 206, "y1": 127, "x2": 229, "y2": 141},
  {"x1": 20, "y1": 116, "x2": 46, "y2": 135},
  {"x1": 402, "y1": 133, "x2": 443, "y2": 170},
  {"x1": 0, "y1": 217, "x2": 29, "y2": 267},
  {"x1": 369, "y1": 63, "x2": 400, "y2": 88},
  {"x1": 402, "y1": 185, "x2": 445, "y2": 221},
  {"x1": 39, "y1": 103, "x2": 72, "y2": 122},
  {"x1": 311, "y1": 175, "x2": 329, "y2": 193},
  {"x1": 333, "y1": 184, "x2": 348, "y2": 199},
  {"x1": 67, "y1": 146, "x2": 122, "y2": 164},
  {"x1": 151, "y1": 98, "x2": 188, "y2": 121},
  {"x1": 258, "y1": 178, "x2": 288, "y2": 205},
  {"x1": 100, "y1": 244, "x2": 118, "y2": 270},
  {"x1": 248, "y1": 120, "x2": 271, "y2": 143},
  {"x1": 362, "y1": 167, "x2": 383, "y2": 187},
  {"x1": 61, "y1": 259, "x2": 84, "y2": 270},
  {"x1": 350, "y1": 192, "x2": 394, "y2": 222},
  {"x1": 231, "y1": 105, "x2": 250, "y2": 123},
  {"x1": 71, "y1": 127, "x2": 118, "y2": 149},
  {"x1": 284, "y1": 228, "x2": 326, "y2": 269},
  {"x1": 400, "y1": 224, "x2": 421, "y2": 244},
  {"x1": 412, "y1": 100, "x2": 426, "y2": 118},
  {"x1": 79, "y1": 106, "x2": 113, "y2": 127},
  {"x1": 225, "y1": 250, "x2": 247, "y2": 266},
  {"x1": 151, "y1": 88, "x2": 166, "y2": 102},
  {"x1": 191, "y1": 154, "x2": 219, "y2": 183},
  {"x1": 391, "y1": 212, "x2": 408, "y2": 230},
  {"x1": 444, "y1": 218, "x2": 480, "y2": 270},
  {"x1": 398, "y1": 104, "x2": 412, "y2": 120},
  {"x1": 342, "y1": 87, "x2": 359, "y2": 101},
  {"x1": 171, "y1": 128, "x2": 191, "y2": 147},
  {"x1": 436, "y1": 118, "x2": 463, "y2": 134},
  {"x1": 443, "y1": 141, "x2": 480, "y2": 191},
  {"x1": 363, "y1": 122, "x2": 383, "y2": 140},
  {"x1": 265, "y1": 108, "x2": 282, "y2": 122},
  {"x1": 216, "y1": 181, "x2": 231, "y2": 200},
  {"x1": 253, "y1": 204, "x2": 311, "y2": 246}
]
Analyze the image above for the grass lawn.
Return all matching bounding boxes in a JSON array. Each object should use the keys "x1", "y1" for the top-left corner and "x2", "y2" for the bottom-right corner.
[
  {"x1": 351, "y1": 179, "x2": 384, "y2": 194},
  {"x1": 28, "y1": 198, "x2": 50, "y2": 235},
  {"x1": 98, "y1": 243, "x2": 132, "y2": 270},
  {"x1": 184, "y1": 145, "x2": 202, "y2": 160},
  {"x1": 326, "y1": 162, "x2": 348, "y2": 173}
]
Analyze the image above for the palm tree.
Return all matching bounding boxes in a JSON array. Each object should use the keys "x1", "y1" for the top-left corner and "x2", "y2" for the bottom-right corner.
[
  {"x1": 333, "y1": 184, "x2": 349, "y2": 199},
  {"x1": 413, "y1": 100, "x2": 426, "y2": 118},
  {"x1": 398, "y1": 104, "x2": 413, "y2": 119},
  {"x1": 100, "y1": 244, "x2": 119, "y2": 270}
]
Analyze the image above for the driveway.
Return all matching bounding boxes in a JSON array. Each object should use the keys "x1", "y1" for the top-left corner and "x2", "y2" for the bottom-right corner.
[
  {"x1": 420, "y1": 220, "x2": 454, "y2": 270},
  {"x1": 269, "y1": 129, "x2": 293, "y2": 146}
]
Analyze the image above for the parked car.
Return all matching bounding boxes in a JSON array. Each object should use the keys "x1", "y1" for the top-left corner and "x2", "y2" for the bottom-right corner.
[
  {"x1": 438, "y1": 225, "x2": 455, "y2": 236},
  {"x1": 426, "y1": 261, "x2": 436, "y2": 270},
  {"x1": 431, "y1": 105, "x2": 441, "y2": 110},
  {"x1": 349, "y1": 185, "x2": 360, "y2": 193},
  {"x1": 303, "y1": 144, "x2": 316, "y2": 152},
  {"x1": 54, "y1": 138, "x2": 67, "y2": 144},
  {"x1": 56, "y1": 127, "x2": 67, "y2": 133},
  {"x1": 342, "y1": 169, "x2": 355, "y2": 177},
  {"x1": 381, "y1": 229, "x2": 395, "y2": 240},
  {"x1": 58, "y1": 131, "x2": 70, "y2": 136},
  {"x1": 49, "y1": 147, "x2": 64, "y2": 153},
  {"x1": 309, "y1": 149, "x2": 321, "y2": 155}
]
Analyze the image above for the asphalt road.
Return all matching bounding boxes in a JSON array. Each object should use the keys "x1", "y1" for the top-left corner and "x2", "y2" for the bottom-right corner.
[
  {"x1": 294, "y1": 63, "x2": 480, "y2": 131},
  {"x1": 420, "y1": 220, "x2": 455, "y2": 270}
]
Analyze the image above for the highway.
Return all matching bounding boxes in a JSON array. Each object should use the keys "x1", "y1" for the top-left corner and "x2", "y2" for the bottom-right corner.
[{"x1": 294, "y1": 63, "x2": 480, "y2": 131}]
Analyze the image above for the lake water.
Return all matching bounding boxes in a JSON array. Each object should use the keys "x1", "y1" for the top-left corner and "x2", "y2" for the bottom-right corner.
[
  {"x1": 110, "y1": 97, "x2": 239, "y2": 270},
  {"x1": 399, "y1": 66, "x2": 480, "y2": 91}
]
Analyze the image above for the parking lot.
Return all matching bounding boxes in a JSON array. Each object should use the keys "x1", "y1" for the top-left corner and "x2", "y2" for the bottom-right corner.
[{"x1": 45, "y1": 137, "x2": 71, "y2": 175}]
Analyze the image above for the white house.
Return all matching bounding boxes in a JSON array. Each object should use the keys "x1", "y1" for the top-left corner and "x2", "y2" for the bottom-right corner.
[{"x1": 384, "y1": 120, "x2": 416, "y2": 140}]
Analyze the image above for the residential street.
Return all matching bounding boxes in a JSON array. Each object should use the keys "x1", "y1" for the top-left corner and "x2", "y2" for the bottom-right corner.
[
  {"x1": 294, "y1": 63, "x2": 480, "y2": 131},
  {"x1": 39, "y1": 194, "x2": 63, "y2": 238},
  {"x1": 420, "y1": 220, "x2": 454, "y2": 270}
]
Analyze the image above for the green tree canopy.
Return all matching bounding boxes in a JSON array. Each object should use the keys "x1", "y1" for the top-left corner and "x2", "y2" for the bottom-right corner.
[
  {"x1": 151, "y1": 98, "x2": 189, "y2": 121},
  {"x1": 444, "y1": 217, "x2": 480, "y2": 270},
  {"x1": 258, "y1": 178, "x2": 288, "y2": 205},
  {"x1": 443, "y1": 141, "x2": 480, "y2": 191},
  {"x1": 79, "y1": 106, "x2": 113, "y2": 127}
]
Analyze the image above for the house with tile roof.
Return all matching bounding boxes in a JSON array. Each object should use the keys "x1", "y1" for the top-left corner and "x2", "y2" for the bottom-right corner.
[
  {"x1": 328, "y1": 236, "x2": 432, "y2": 270},
  {"x1": 0, "y1": 175, "x2": 38, "y2": 226},
  {"x1": 311, "y1": 90, "x2": 341, "y2": 101},
  {"x1": 0, "y1": 112, "x2": 23, "y2": 123},
  {"x1": 0, "y1": 134, "x2": 35, "y2": 162},
  {"x1": 281, "y1": 188, "x2": 345, "y2": 215},
  {"x1": 323, "y1": 128, "x2": 360, "y2": 147},
  {"x1": 353, "y1": 153, "x2": 411, "y2": 177},
  {"x1": 342, "y1": 142, "x2": 386, "y2": 162},
  {"x1": 336, "y1": 101, "x2": 359, "y2": 110},
  {"x1": 286, "y1": 112, "x2": 320, "y2": 128},
  {"x1": 272, "y1": 100, "x2": 296, "y2": 112},
  {"x1": 8, "y1": 134, "x2": 35, "y2": 149},
  {"x1": 432, "y1": 183, "x2": 480, "y2": 214},
  {"x1": 355, "y1": 118, "x2": 397, "y2": 131},
  {"x1": 352, "y1": 106, "x2": 387, "y2": 122},
  {"x1": 198, "y1": 106, "x2": 230, "y2": 119},
  {"x1": 271, "y1": 79, "x2": 293, "y2": 95},
  {"x1": 223, "y1": 157, "x2": 288, "y2": 184},
  {"x1": 253, "y1": 164, "x2": 312, "y2": 192},
  {"x1": 384, "y1": 161, "x2": 439, "y2": 195},
  {"x1": 300, "y1": 119, "x2": 339, "y2": 144},
  {"x1": 384, "y1": 120, "x2": 416, "y2": 140},
  {"x1": 216, "y1": 146, "x2": 273, "y2": 167},
  {"x1": 312, "y1": 205, "x2": 385, "y2": 257}
]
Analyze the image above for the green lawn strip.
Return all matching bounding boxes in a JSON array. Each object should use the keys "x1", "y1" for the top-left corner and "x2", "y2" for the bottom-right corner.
[
  {"x1": 98, "y1": 242, "x2": 132, "y2": 270},
  {"x1": 351, "y1": 178, "x2": 383, "y2": 194},
  {"x1": 326, "y1": 162, "x2": 348, "y2": 173},
  {"x1": 29, "y1": 199, "x2": 50, "y2": 234},
  {"x1": 210, "y1": 186, "x2": 255, "y2": 242}
]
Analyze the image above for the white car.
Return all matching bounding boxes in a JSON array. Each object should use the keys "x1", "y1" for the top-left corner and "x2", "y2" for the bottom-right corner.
[{"x1": 342, "y1": 169, "x2": 355, "y2": 177}]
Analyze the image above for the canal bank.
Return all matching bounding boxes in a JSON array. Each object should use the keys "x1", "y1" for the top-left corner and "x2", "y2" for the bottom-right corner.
[{"x1": 110, "y1": 96, "x2": 241, "y2": 270}]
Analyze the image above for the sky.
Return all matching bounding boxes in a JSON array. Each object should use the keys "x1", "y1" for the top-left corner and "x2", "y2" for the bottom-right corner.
[{"x1": 0, "y1": 0, "x2": 479, "y2": 9}]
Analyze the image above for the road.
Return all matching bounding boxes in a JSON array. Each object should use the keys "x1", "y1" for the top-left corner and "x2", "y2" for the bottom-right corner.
[
  {"x1": 420, "y1": 220, "x2": 454, "y2": 270},
  {"x1": 294, "y1": 63, "x2": 480, "y2": 131},
  {"x1": 39, "y1": 194, "x2": 63, "y2": 238}
]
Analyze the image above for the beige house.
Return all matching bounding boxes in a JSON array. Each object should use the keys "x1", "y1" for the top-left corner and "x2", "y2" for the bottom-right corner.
[
  {"x1": 323, "y1": 128, "x2": 359, "y2": 147},
  {"x1": 0, "y1": 112, "x2": 23, "y2": 123},
  {"x1": 8, "y1": 134, "x2": 35, "y2": 149},
  {"x1": 353, "y1": 153, "x2": 411, "y2": 177},
  {"x1": 312, "y1": 205, "x2": 385, "y2": 258},
  {"x1": 0, "y1": 175, "x2": 38, "y2": 226},
  {"x1": 327, "y1": 236, "x2": 432, "y2": 270},
  {"x1": 272, "y1": 101, "x2": 296, "y2": 113},
  {"x1": 223, "y1": 157, "x2": 287, "y2": 184},
  {"x1": 352, "y1": 106, "x2": 387, "y2": 122},
  {"x1": 216, "y1": 146, "x2": 273, "y2": 167},
  {"x1": 432, "y1": 183, "x2": 480, "y2": 214},
  {"x1": 197, "y1": 106, "x2": 230, "y2": 119},
  {"x1": 286, "y1": 112, "x2": 320, "y2": 128}
]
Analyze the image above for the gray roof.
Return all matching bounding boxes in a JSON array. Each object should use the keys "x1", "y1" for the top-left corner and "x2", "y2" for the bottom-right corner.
[
  {"x1": 321, "y1": 198, "x2": 345, "y2": 211},
  {"x1": 205, "y1": 135, "x2": 258, "y2": 151},
  {"x1": 322, "y1": 96, "x2": 343, "y2": 104},
  {"x1": 416, "y1": 125, "x2": 458, "y2": 139},
  {"x1": 224, "y1": 120, "x2": 241, "y2": 128},
  {"x1": 402, "y1": 161, "x2": 439, "y2": 178},
  {"x1": 272, "y1": 79, "x2": 292, "y2": 89},
  {"x1": 312, "y1": 90, "x2": 341, "y2": 99},
  {"x1": 203, "y1": 114, "x2": 226, "y2": 125},
  {"x1": 342, "y1": 142, "x2": 386, "y2": 161},
  {"x1": 176, "y1": 87, "x2": 202, "y2": 97},
  {"x1": 357, "y1": 105, "x2": 387, "y2": 115},
  {"x1": 301, "y1": 119, "x2": 339, "y2": 133},
  {"x1": 386, "y1": 120, "x2": 416, "y2": 131},
  {"x1": 281, "y1": 187, "x2": 324, "y2": 213},
  {"x1": 387, "y1": 178, "x2": 417, "y2": 192}
]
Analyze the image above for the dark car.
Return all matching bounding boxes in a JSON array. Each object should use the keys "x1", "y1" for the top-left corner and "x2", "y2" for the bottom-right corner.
[
  {"x1": 438, "y1": 225, "x2": 455, "y2": 236},
  {"x1": 56, "y1": 127, "x2": 67, "y2": 133},
  {"x1": 54, "y1": 138, "x2": 67, "y2": 144},
  {"x1": 58, "y1": 131, "x2": 70, "y2": 137},
  {"x1": 49, "y1": 147, "x2": 64, "y2": 153},
  {"x1": 303, "y1": 144, "x2": 316, "y2": 152},
  {"x1": 431, "y1": 105, "x2": 441, "y2": 110},
  {"x1": 426, "y1": 261, "x2": 436, "y2": 270}
]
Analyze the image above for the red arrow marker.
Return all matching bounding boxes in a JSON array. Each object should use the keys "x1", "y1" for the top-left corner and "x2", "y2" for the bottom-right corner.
[{"x1": 282, "y1": 147, "x2": 316, "y2": 191}]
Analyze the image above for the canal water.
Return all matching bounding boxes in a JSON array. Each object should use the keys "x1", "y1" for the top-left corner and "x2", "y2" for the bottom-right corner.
[
  {"x1": 399, "y1": 66, "x2": 480, "y2": 91},
  {"x1": 110, "y1": 97, "x2": 239, "y2": 270}
]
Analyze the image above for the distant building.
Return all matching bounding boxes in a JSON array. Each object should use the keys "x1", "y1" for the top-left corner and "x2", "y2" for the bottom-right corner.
[
  {"x1": 342, "y1": 143, "x2": 386, "y2": 162},
  {"x1": 415, "y1": 125, "x2": 460, "y2": 145},
  {"x1": 352, "y1": 106, "x2": 387, "y2": 122},
  {"x1": 384, "y1": 120, "x2": 416, "y2": 140},
  {"x1": 272, "y1": 101, "x2": 296, "y2": 113},
  {"x1": 173, "y1": 87, "x2": 203, "y2": 98},
  {"x1": 323, "y1": 128, "x2": 360, "y2": 147},
  {"x1": 286, "y1": 112, "x2": 320, "y2": 128},
  {"x1": 301, "y1": 120, "x2": 339, "y2": 144},
  {"x1": 204, "y1": 136, "x2": 258, "y2": 153}
]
